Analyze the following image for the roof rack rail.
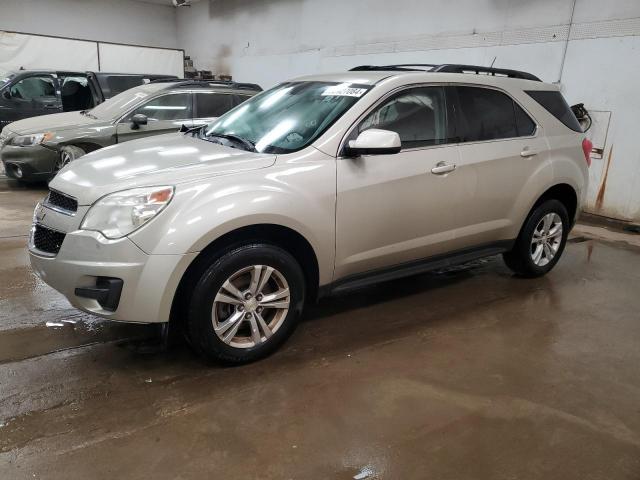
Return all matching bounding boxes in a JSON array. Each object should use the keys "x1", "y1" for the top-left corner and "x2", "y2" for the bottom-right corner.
[
  {"x1": 431, "y1": 64, "x2": 541, "y2": 81},
  {"x1": 149, "y1": 78, "x2": 263, "y2": 91},
  {"x1": 350, "y1": 64, "x2": 437, "y2": 72},
  {"x1": 349, "y1": 63, "x2": 541, "y2": 81}
]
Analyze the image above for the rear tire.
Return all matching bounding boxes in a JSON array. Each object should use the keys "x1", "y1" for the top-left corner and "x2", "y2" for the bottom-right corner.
[
  {"x1": 186, "y1": 243, "x2": 305, "y2": 364},
  {"x1": 503, "y1": 199, "x2": 569, "y2": 277}
]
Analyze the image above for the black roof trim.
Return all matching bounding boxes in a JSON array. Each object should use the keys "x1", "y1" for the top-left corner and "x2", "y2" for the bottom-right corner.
[
  {"x1": 349, "y1": 63, "x2": 541, "y2": 81},
  {"x1": 150, "y1": 78, "x2": 263, "y2": 91},
  {"x1": 350, "y1": 64, "x2": 438, "y2": 72}
]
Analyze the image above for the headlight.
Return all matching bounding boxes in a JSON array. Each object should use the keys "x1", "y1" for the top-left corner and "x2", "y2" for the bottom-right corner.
[
  {"x1": 81, "y1": 186, "x2": 174, "y2": 239},
  {"x1": 9, "y1": 132, "x2": 55, "y2": 147}
]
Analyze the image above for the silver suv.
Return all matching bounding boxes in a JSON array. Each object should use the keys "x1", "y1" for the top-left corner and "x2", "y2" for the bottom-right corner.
[{"x1": 28, "y1": 64, "x2": 591, "y2": 364}]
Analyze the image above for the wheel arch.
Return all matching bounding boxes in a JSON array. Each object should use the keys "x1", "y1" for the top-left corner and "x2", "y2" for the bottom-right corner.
[
  {"x1": 61, "y1": 142, "x2": 103, "y2": 154},
  {"x1": 169, "y1": 223, "x2": 321, "y2": 327},
  {"x1": 531, "y1": 183, "x2": 578, "y2": 225}
]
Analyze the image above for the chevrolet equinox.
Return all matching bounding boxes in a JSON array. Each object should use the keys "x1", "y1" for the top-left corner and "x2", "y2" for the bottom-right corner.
[{"x1": 28, "y1": 64, "x2": 591, "y2": 364}]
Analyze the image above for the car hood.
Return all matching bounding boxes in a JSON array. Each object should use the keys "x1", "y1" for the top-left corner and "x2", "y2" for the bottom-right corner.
[
  {"x1": 50, "y1": 133, "x2": 277, "y2": 205},
  {"x1": 6, "y1": 111, "x2": 103, "y2": 135}
]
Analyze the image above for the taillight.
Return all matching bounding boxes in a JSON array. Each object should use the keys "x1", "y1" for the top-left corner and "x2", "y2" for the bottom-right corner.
[{"x1": 582, "y1": 138, "x2": 593, "y2": 167}]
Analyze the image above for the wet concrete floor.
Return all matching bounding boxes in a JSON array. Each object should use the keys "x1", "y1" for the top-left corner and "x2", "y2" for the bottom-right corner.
[{"x1": 1, "y1": 179, "x2": 639, "y2": 479}]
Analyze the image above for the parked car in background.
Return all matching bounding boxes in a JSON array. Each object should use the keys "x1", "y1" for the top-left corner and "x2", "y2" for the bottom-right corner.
[
  {"x1": 28, "y1": 64, "x2": 589, "y2": 364},
  {"x1": 0, "y1": 79, "x2": 262, "y2": 182},
  {"x1": 0, "y1": 69, "x2": 178, "y2": 132}
]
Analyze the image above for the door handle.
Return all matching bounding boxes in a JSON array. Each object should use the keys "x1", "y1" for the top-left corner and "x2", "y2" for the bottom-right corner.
[
  {"x1": 431, "y1": 162, "x2": 456, "y2": 175},
  {"x1": 43, "y1": 104, "x2": 58, "y2": 109},
  {"x1": 520, "y1": 147, "x2": 538, "y2": 157}
]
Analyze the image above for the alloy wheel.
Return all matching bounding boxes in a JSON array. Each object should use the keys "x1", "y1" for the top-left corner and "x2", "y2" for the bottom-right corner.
[
  {"x1": 530, "y1": 213, "x2": 563, "y2": 266},
  {"x1": 56, "y1": 151, "x2": 73, "y2": 171},
  {"x1": 211, "y1": 265, "x2": 290, "y2": 349}
]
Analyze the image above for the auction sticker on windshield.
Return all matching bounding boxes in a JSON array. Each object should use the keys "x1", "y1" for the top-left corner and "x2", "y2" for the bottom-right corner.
[{"x1": 322, "y1": 85, "x2": 367, "y2": 97}]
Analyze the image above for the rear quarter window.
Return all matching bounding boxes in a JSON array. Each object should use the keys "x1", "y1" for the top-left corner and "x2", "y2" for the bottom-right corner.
[{"x1": 525, "y1": 90, "x2": 582, "y2": 132}]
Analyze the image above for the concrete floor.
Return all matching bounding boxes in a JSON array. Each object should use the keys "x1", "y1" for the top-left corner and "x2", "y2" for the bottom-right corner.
[{"x1": 1, "y1": 180, "x2": 639, "y2": 480}]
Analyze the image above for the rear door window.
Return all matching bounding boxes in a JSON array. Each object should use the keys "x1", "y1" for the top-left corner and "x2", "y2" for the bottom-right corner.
[
  {"x1": 525, "y1": 90, "x2": 582, "y2": 132},
  {"x1": 195, "y1": 92, "x2": 234, "y2": 118},
  {"x1": 514, "y1": 103, "x2": 536, "y2": 136},
  {"x1": 103, "y1": 76, "x2": 144, "y2": 98},
  {"x1": 455, "y1": 87, "x2": 521, "y2": 142}
]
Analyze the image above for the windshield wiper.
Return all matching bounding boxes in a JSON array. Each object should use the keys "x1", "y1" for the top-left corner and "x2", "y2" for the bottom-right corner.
[
  {"x1": 80, "y1": 110, "x2": 97, "y2": 119},
  {"x1": 206, "y1": 133, "x2": 256, "y2": 152}
]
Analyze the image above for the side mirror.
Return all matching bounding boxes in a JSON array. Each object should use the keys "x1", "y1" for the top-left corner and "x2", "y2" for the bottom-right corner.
[
  {"x1": 344, "y1": 129, "x2": 401, "y2": 157},
  {"x1": 2, "y1": 90, "x2": 11, "y2": 100},
  {"x1": 130, "y1": 113, "x2": 148, "y2": 129}
]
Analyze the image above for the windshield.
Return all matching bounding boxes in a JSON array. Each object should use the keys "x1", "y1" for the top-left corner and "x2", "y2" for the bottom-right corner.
[
  {"x1": 202, "y1": 81, "x2": 372, "y2": 154},
  {"x1": 88, "y1": 83, "x2": 166, "y2": 120}
]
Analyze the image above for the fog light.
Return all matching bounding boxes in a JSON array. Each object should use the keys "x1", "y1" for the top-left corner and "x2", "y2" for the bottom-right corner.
[{"x1": 13, "y1": 165, "x2": 23, "y2": 178}]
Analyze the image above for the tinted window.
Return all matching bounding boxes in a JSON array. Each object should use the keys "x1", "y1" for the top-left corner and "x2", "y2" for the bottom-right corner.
[
  {"x1": 514, "y1": 103, "x2": 536, "y2": 136},
  {"x1": 233, "y1": 94, "x2": 253, "y2": 107},
  {"x1": 106, "y1": 76, "x2": 144, "y2": 97},
  {"x1": 358, "y1": 86, "x2": 448, "y2": 148},
  {"x1": 89, "y1": 84, "x2": 166, "y2": 120},
  {"x1": 10, "y1": 76, "x2": 56, "y2": 101},
  {"x1": 456, "y1": 87, "x2": 519, "y2": 141},
  {"x1": 131, "y1": 93, "x2": 191, "y2": 121},
  {"x1": 525, "y1": 90, "x2": 582, "y2": 132},
  {"x1": 195, "y1": 92, "x2": 233, "y2": 118}
]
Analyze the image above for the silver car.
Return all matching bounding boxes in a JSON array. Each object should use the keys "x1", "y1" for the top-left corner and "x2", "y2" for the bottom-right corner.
[
  {"x1": 1, "y1": 80, "x2": 261, "y2": 182},
  {"x1": 28, "y1": 64, "x2": 590, "y2": 364}
]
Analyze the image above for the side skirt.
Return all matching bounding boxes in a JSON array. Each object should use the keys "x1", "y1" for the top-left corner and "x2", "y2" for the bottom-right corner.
[{"x1": 319, "y1": 240, "x2": 514, "y2": 298}]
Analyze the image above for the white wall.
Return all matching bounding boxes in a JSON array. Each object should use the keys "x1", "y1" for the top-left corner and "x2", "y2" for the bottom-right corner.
[
  {"x1": 0, "y1": 0, "x2": 178, "y2": 49},
  {"x1": 176, "y1": 0, "x2": 640, "y2": 222}
]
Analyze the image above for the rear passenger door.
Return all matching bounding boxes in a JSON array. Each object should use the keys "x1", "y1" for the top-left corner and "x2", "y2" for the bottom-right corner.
[
  {"x1": 116, "y1": 92, "x2": 193, "y2": 143},
  {"x1": 193, "y1": 92, "x2": 235, "y2": 127},
  {"x1": 450, "y1": 85, "x2": 549, "y2": 248}
]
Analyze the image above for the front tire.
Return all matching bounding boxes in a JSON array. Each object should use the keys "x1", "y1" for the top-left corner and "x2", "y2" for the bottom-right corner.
[
  {"x1": 503, "y1": 199, "x2": 569, "y2": 277},
  {"x1": 56, "y1": 145, "x2": 86, "y2": 171},
  {"x1": 186, "y1": 243, "x2": 305, "y2": 364}
]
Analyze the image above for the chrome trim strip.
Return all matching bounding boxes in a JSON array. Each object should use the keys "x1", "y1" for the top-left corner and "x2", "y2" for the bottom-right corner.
[
  {"x1": 42, "y1": 201, "x2": 77, "y2": 217},
  {"x1": 337, "y1": 82, "x2": 540, "y2": 156}
]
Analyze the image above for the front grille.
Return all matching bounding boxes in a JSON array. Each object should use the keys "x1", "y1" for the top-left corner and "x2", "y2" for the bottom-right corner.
[
  {"x1": 46, "y1": 190, "x2": 78, "y2": 213},
  {"x1": 33, "y1": 225, "x2": 66, "y2": 255}
]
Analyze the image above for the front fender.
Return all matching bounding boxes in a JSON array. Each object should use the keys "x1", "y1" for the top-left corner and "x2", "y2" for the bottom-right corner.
[
  {"x1": 45, "y1": 124, "x2": 116, "y2": 150},
  {"x1": 128, "y1": 157, "x2": 337, "y2": 285}
]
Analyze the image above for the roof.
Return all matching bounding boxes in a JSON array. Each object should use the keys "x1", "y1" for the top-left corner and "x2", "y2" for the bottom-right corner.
[
  {"x1": 149, "y1": 79, "x2": 262, "y2": 92},
  {"x1": 291, "y1": 69, "x2": 556, "y2": 90},
  {"x1": 291, "y1": 71, "x2": 397, "y2": 85}
]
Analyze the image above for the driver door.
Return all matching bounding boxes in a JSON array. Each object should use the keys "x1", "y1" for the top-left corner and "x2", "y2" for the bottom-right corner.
[
  {"x1": 335, "y1": 85, "x2": 463, "y2": 279},
  {"x1": 6, "y1": 74, "x2": 61, "y2": 121},
  {"x1": 116, "y1": 92, "x2": 193, "y2": 143}
]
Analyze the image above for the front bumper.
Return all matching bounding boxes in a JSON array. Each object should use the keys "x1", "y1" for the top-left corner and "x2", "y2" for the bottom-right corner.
[
  {"x1": 29, "y1": 209, "x2": 197, "y2": 324},
  {"x1": 1, "y1": 143, "x2": 58, "y2": 181}
]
